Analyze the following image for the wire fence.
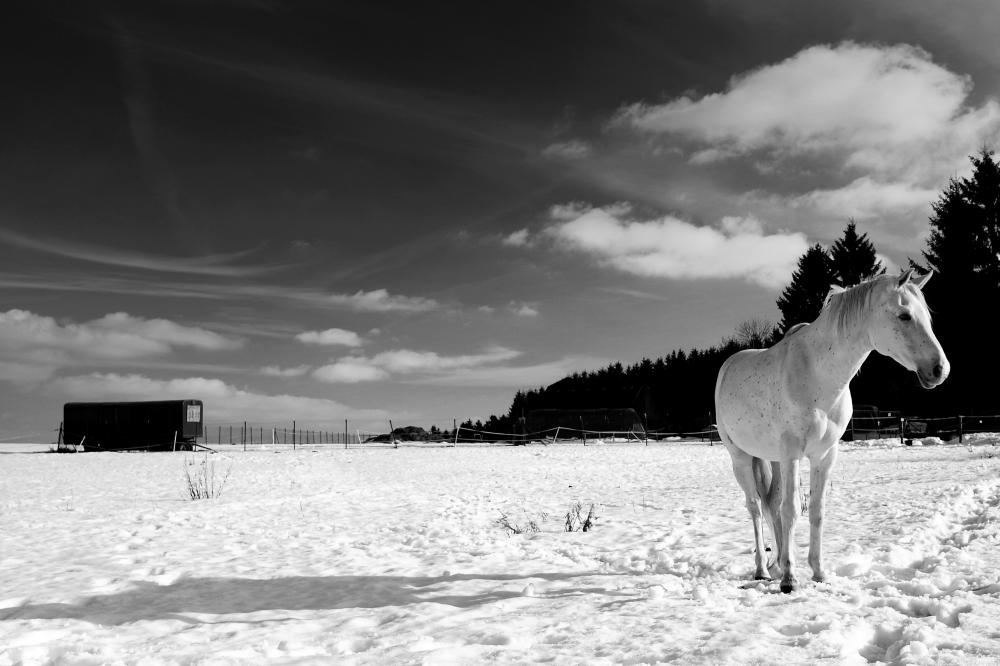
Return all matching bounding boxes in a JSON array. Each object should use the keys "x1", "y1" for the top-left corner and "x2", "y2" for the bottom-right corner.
[
  {"x1": 32, "y1": 413, "x2": 1000, "y2": 452},
  {"x1": 849, "y1": 414, "x2": 1000, "y2": 443},
  {"x1": 168, "y1": 421, "x2": 722, "y2": 450},
  {"x1": 176, "y1": 414, "x2": 1000, "y2": 450}
]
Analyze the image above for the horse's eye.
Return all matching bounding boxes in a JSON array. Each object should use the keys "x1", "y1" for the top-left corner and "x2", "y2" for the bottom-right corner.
[{"x1": 898, "y1": 313, "x2": 912, "y2": 322}]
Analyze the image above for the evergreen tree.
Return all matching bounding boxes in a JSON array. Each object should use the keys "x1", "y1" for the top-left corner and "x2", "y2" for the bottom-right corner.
[
  {"x1": 830, "y1": 220, "x2": 885, "y2": 286},
  {"x1": 918, "y1": 149, "x2": 1000, "y2": 412},
  {"x1": 923, "y1": 150, "x2": 1000, "y2": 288},
  {"x1": 775, "y1": 244, "x2": 835, "y2": 333}
]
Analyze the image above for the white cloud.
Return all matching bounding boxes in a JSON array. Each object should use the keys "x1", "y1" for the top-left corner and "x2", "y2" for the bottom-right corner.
[
  {"x1": 261, "y1": 364, "x2": 312, "y2": 378},
  {"x1": 614, "y1": 41, "x2": 1000, "y2": 201},
  {"x1": 502, "y1": 228, "x2": 532, "y2": 247},
  {"x1": 51, "y1": 372, "x2": 389, "y2": 425},
  {"x1": 719, "y1": 215, "x2": 764, "y2": 236},
  {"x1": 508, "y1": 302, "x2": 539, "y2": 317},
  {"x1": 545, "y1": 204, "x2": 808, "y2": 289},
  {"x1": 89, "y1": 312, "x2": 243, "y2": 351},
  {"x1": 295, "y1": 327, "x2": 362, "y2": 347},
  {"x1": 327, "y1": 289, "x2": 440, "y2": 313},
  {"x1": 312, "y1": 359, "x2": 389, "y2": 384},
  {"x1": 312, "y1": 346, "x2": 522, "y2": 384},
  {"x1": 372, "y1": 347, "x2": 521, "y2": 373},
  {"x1": 0, "y1": 309, "x2": 242, "y2": 382},
  {"x1": 541, "y1": 139, "x2": 592, "y2": 160},
  {"x1": 785, "y1": 177, "x2": 938, "y2": 221},
  {"x1": 412, "y1": 356, "x2": 608, "y2": 387}
]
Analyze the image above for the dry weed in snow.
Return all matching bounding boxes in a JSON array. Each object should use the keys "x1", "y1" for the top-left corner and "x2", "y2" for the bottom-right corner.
[{"x1": 183, "y1": 453, "x2": 231, "y2": 500}]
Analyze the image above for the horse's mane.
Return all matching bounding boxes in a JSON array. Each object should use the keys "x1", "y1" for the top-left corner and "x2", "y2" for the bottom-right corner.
[{"x1": 821, "y1": 274, "x2": 929, "y2": 335}]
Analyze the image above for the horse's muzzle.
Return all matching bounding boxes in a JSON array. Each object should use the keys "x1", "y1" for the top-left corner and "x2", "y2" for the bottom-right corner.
[{"x1": 917, "y1": 359, "x2": 950, "y2": 389}]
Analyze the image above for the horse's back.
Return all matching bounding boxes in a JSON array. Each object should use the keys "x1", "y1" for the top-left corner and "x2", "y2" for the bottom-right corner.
[
  {"x1": 715, "y1": 344, "x2": 795, "y2": 458},
  {"x1": 715, "y1": 346, "x2": 781, "y2": 406}
]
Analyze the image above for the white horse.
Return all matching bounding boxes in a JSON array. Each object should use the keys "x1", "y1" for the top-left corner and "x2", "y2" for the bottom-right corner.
[{"x1": 715, "y1": 270, "x2": 949, "y2": 593}]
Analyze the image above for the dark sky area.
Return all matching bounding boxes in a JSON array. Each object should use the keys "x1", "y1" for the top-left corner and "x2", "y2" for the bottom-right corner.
[{"x1": 1, "y1": 1, "x2": 998, "y2": 437}]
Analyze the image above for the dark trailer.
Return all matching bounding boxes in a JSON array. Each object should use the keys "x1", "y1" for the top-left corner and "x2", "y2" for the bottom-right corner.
[{"x1": 63, "y1": 400, "x2": 203, "y2": 451}]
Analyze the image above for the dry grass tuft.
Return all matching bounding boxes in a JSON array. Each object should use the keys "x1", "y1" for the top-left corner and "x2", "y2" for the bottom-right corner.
[
  {"x1": 496, "y1": 512, "x2": 540, "y2": 535},
  {"x1": 565, "y1": 502, "x2": 598, "y2": 532},
  {"x1": 184, "y1": 454, "x2": 231, "y2": 500}
]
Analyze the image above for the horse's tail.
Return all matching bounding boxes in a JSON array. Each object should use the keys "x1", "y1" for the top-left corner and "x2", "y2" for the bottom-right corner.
[{"x1": 752, "y1": 458, "x2": 784, "y2": 531}]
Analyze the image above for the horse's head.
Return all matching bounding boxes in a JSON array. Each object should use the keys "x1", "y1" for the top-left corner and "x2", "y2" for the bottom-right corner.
[{"x1": 869, "y1": 269, "x2": 949, "y2": 389}]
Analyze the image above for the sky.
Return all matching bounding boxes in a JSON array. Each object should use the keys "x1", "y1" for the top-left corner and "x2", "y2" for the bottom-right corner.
[{"x1": 2, "y1": 0, "x2": 1000, "y2": 438}]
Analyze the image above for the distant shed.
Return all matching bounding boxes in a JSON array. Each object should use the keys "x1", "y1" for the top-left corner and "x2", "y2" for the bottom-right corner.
[{"x1": 63, "y1": 400, "x2": 204, "y2": 451}]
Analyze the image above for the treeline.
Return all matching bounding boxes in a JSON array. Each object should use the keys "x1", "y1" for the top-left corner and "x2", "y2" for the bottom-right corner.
[{"x1": 466, "y1": 150, "x2": 1000, "y2": 435}]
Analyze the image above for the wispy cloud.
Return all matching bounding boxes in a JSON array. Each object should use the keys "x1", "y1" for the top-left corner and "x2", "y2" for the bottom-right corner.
[
  {"x1": 508, "y1": 301, "x2": 539, "y2": 317},
  {"x1": 312, "y1": 346, "x2": 522, "y2": 384},
  {"x1": 0, "y1": 309, "x2": 242, "y2": 382},
  {"x1": 295, "y1": 328, "x2": 363, "y2": 346},
  {"x1": 312, "y1": 359, "x2": 389, "y2": 384},
  {"x1": 327, "y1": 289, "x2": 441, "y2": 313},
  {"x1": 51, "y1": 372, "x2": 389, "y2": 425},
  {"x1": 541, "y1": 139, "x2": 592, "y2": 160},
  {"x1": 0, "y1": 228, "x2": 282, "y2": 278},
  {"x1": 598, "y1": 287, "x2": 672, "y2": 303},
  {"x1": 0, "y1": 273, "x2": 445, "y2": 315},
  {"x1": 260, "y1": 364, "x2": 312, "y2": 378},
  {"x1": 409, "y1": 356, "x2": 605, "y2": 388},
  {"x1": 543, "y1": 204, "x2": 807, "y2": 289},
  {"x1": 501, "y1": 228, "x2": 532, "y2": 247}
]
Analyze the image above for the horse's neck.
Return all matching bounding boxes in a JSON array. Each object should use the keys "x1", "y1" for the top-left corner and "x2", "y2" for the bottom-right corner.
[{"x1": 796, "y1": 313, "x2": 873, "y2": 402}]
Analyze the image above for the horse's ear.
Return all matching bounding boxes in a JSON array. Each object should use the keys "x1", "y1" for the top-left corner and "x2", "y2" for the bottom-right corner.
[
  {"x1": 913, "y1": 270, "x2": 933, "y2": 290},
  {"x1": 897, "y1": 269, "x2": 915, "y2": 287}
]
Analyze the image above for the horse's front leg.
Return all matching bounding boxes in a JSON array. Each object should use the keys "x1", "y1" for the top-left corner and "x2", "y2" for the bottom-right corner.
[
  {"x1": 808, "y1": 446, "x2": 838, "y2": 583},
  {"x1": 778, "y1": 457, "x2": 801, "y2": 593}
]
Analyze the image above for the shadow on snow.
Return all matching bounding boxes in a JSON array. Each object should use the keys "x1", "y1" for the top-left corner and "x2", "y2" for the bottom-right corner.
[{"x1": 3, "y1": 571, "x2": 624, "y2": 625}]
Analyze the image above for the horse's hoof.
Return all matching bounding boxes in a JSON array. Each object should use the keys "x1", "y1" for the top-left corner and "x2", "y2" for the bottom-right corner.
[
  {"x1": 754, "y1": 572, "x2": 770, "y2": 581},
  {"x1": 812, "y1": 573, "x2": 826, "y2": 584},
  {"x1": 780, "y1": 579, "x2": 797, "y2": 594}
]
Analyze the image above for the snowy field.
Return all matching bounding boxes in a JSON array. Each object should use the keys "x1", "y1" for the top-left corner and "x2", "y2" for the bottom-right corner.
[{"x1": 2, "y1": 437, "x2": 1000, "y2": 665}]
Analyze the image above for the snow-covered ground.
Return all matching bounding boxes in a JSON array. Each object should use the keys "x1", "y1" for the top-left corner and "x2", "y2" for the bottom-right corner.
[{"x1": 2, "y1": 437, "x2": 1000, "y2": 665}]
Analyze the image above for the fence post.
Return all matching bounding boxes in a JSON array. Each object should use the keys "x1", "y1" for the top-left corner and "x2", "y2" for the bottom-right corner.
[
  {"x1": 899, "y1": 417, "x2": 905, "y2": 447},
  {"x1": 389, "y1": 420, "x2": 397, "y2": 448},
  {"x1": 293, "y1": 421, "x2": 296, "y2": 450},
  {"x1": 644, "y1": 412, "x2": 648, "y2": 446},
  {"x1": 958, "y1": 415, "x2": 964, "y2": 443},
  {"x1": 553, "y1": 426, "x2": 560, "y2": 443},
  {"x1": 173, "y1": 430, "x2": 177, "y2": 452},
  {"x1": 57, "y1": 422, "x2": 63, "y2": 447},
  {"x1": 581, "y1": 417, "x2": 586, "y2": 446},
  {"x1": 345, "y1": 419, "x2": 348, "y2": 450},
  {"x1": 454, "y1": 421, "x2": 459, "y2": 446}
]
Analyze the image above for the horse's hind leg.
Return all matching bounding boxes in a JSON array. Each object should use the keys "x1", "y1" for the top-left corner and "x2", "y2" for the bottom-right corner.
[
  {"x1": 777, "y1": 457, "x2": 801, "y2": 593},
  {"x1": 808, "y1": 446, "x2": 838, "y2": 583},
  {"x1": 723, "y1": 441, "x2": 769, "y2": 580}
]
